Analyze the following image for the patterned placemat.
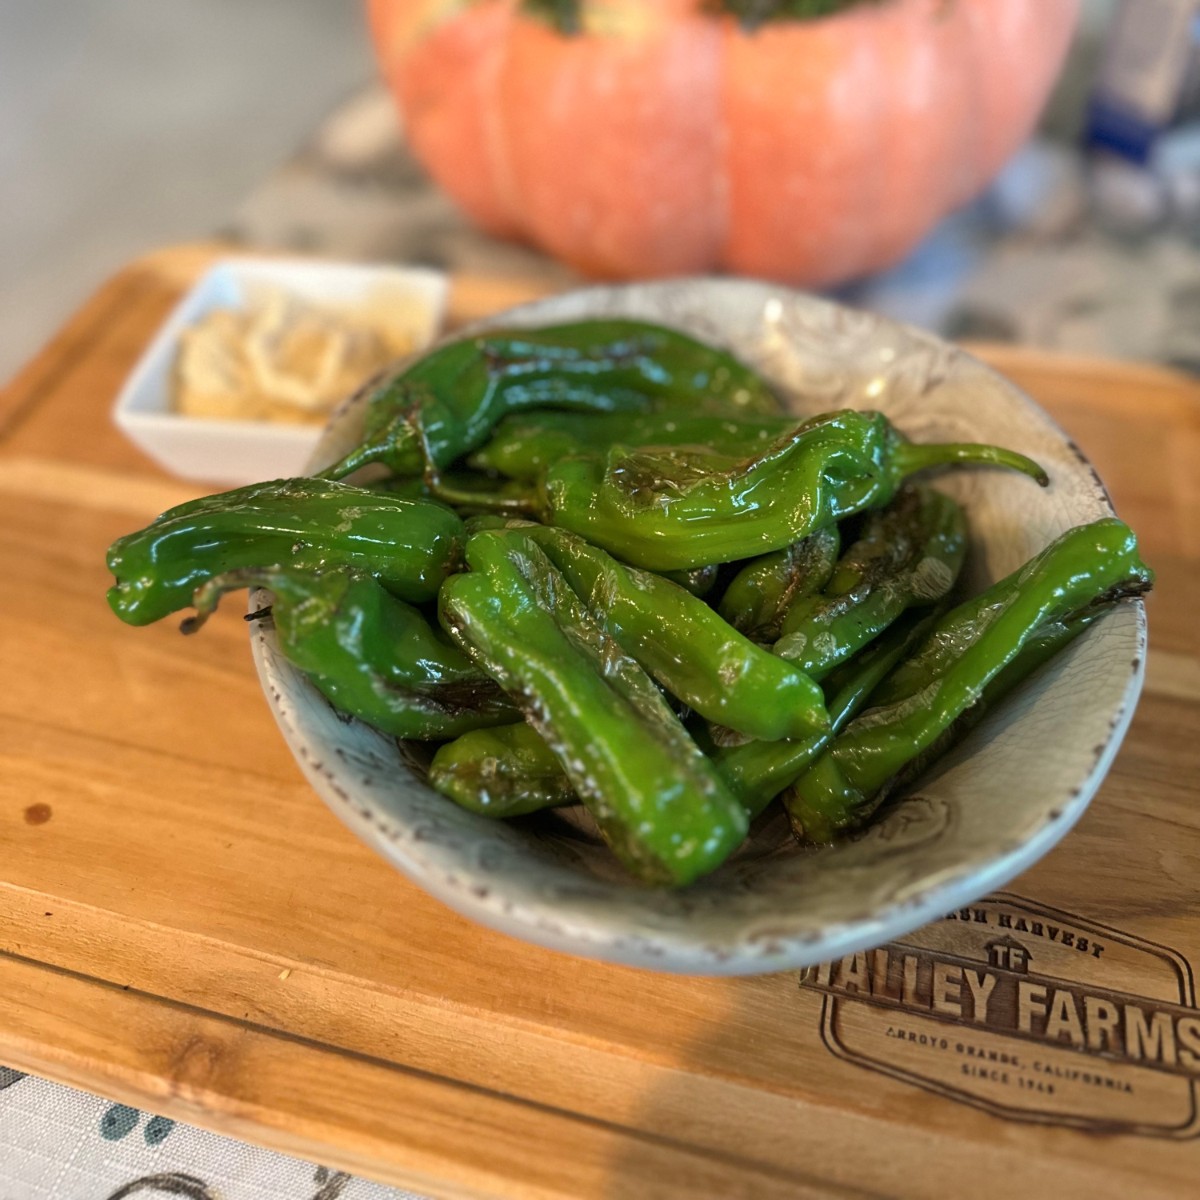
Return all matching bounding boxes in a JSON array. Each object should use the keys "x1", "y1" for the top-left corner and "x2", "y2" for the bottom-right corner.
[{"x1": 0, "y1": 1069, "x2": 423, "y2": 1200}]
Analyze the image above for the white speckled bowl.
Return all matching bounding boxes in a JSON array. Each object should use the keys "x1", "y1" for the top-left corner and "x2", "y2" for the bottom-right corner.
[{"x1": 249, "y1": 280, "x2": 1146, "y2": 976}]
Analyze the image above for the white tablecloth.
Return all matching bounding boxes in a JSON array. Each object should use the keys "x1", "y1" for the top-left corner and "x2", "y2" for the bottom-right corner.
[{"x1": 0, "y1": 1068, "x2": 423, "y2": 1200}]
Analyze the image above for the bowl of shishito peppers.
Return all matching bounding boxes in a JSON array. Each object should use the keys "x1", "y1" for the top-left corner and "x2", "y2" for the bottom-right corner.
[{"x1": 107, "y1": 282, "x2": 1151, "y2": 972}]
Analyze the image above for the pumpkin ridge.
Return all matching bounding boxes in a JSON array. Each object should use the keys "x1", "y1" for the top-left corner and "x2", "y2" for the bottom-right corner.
[
  {"x1": 482, "y1": 2, "x2": 526, "y2": 237},
  {"x1": 375, "y1": 0, "x2": 1079, "y2": 284}
]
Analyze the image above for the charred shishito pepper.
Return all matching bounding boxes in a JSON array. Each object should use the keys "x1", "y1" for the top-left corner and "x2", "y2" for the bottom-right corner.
[
  {"x1": 783, "y1": 518, "x2": 1154, "y2": 843},
  {"x1": 429, "y1": 721, "x2": 578, "y2": 817},
  {"x1": 533, "y1": 410, "x2": 1048, "y2": 571},
  {"x1": 105, "y1": 478, "x2": 463, "y2": 625},
  {"x1": 509, "y1": 523, "x2": 830, "y2": 740},
  {"x1": 468, "y1": 408, "x2": 797, "y2": 482},
  {"x1": 717, "y1": 527, "x2": 841, "y2": 644},
  {"x1": 715, "y1": 606, "x2": 944, "y2": 818},
  {"x1": 320, "y1": 318, "x2": 784, "y2": 480},
  {"x1": 772, "y1": 485, "x2": 966, "y2": 680},
  {"x1": 439, "y1": 529, "x2": 748, "y2": 886},
  {"x1": 430, "y1": 606, "x2": 942, "y2": 824},
  {"x1": 186, "y1": 566, "x2": 517, "y2": 740}
]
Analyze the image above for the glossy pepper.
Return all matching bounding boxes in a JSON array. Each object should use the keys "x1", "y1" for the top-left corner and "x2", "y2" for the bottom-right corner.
[
  {"x1": 661, "y1": 563, "x2": 721, "y2": 598},
  {"x1": 371, "y1": 471, "x2": 533, "y2": 511},
  {"x1": 468, "y1": 409, "x2": 796, "y2": 482},
  {"x1": 782, "y1": 611, "x2": 1102, "y2": 844},
  {"x1": 715, "y1": 606, "x2": 943, "y2": 818},
  {"x1": 439, "y1": 529, "x2": 748, "y2": 886},
  {"x1": 533, "y1": 410, "x2": 1048, "y2": 571},
  {"x1": 773, "y1": 486, "x2": 966, "y2": 680},
  {"x1": 185, "y1": 566, "x2": 517, "y2": 740},
  {"x1": 435, "y1": 606, "x2": 943, "y2": 823},
  {"x1": 429, "y1": 721, "x2": 577, "y2": 817},
  {"x1": 320, "y1": 318, "x2": 783, "y2": 481},
  {"x1": 105, "y1": 478, "x2": 463, "y2": 625},
  {"x1": 506, "y1": 523, "x2": 829, "y2": 740},
  {"x1": 876, "y1": 609, "x2": 1104, "y2": 805},
  {"x1": 783, "y1": 518, "x2": 1154, "y2": 842},
  {"x1": 717, "y1": 527, "x2": 841, "y2": 643}
]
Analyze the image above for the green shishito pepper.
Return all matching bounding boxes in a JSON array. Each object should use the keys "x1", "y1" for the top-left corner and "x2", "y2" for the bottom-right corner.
[
  {"x1": 717, "y1": 527, "x2": 841, "y2": 643},
  {"x1": 534, "y1": 410, "x2": 1048, "y2": 571},
  {"x1": 429, "y1": 721, "x2": 577, "y2": 817},
  {"x1": 320, "y1": 318, "x2": 784, "y2": 481},
  {"x1": 430, "y1": 607, "x2": 940, "y2": 822},
  {"x1": 783, "y1": 518, "x2": 1154, "y2": 842},
  {"x1": 439, "y1": 529, "x2": 748, "y2": 886},
  {"x1": 504, "y1": 523, "x2": 829, "y2": 739},
  {"x1": 186, "y1": 566, "x2": 518, "y2": 740},
  {"x1": 469, "y1": 409, "x2": 796, "y2": 482},
  {"x1": 873, "y1": 609, "x2": 1104, "y2": 805},
  {"x1": 773, "y1": 486, "x2": 966, "y2": 680},
  {"x1": 715, "y1": 606, "x2": 943, "y2": 818},
  {"x1": 105, "y1": 478, "x2": 463, "y2": 626},
  {"x1": 661, "y1": 563, "x2": 721, "y2": 598}
]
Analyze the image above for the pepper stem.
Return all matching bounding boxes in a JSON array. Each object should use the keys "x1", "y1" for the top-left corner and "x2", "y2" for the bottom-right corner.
[
  {"x1": 181, "y1": 568, "x2": 284, "y2": 635},
  {"x1": 413, "y1": 407, "x2": 536, "y2": 513},
  {"x1": 316, "y1": 399, "x2": 423, "y2": 481},
  {"x1": 315, "y1": 443, "x2": 381, "y2": 481},
  {"x1": 427, "y1": 479, "x2": 537, "y2": 513},
  {"x1": 895, "y1": 442, "x2": 1050, "y2": 487}
]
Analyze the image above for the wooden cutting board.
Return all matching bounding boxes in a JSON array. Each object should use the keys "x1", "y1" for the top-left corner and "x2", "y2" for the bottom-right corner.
[{"x1": 1, "y1": 244, "x2": 1199, "y2": 1199}]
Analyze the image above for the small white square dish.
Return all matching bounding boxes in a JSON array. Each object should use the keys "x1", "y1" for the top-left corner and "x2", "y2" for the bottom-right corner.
[{"x1": 112, "y1": 256, "x2": 448, "y2": 485}]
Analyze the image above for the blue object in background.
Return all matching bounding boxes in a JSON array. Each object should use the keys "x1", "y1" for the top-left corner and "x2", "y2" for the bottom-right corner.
[{"x1": 1085, "y1": 0, "x2": 1200, "y2": 164}]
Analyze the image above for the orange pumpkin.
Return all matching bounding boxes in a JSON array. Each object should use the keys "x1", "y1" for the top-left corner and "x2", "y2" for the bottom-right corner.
[{"x1": 368, "y1": 0, "x2": 1079, "y2": 285}]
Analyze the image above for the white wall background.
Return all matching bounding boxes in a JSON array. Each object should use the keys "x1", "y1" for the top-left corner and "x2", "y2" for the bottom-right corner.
[{"x1": 0, "y1": 0, "x2": 373, "y2": 383}]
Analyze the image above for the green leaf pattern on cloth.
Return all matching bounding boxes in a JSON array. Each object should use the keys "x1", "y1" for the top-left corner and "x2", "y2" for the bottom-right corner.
[{"x1": 0, "y1": 1067, "x2": 426, "y2": 1200}]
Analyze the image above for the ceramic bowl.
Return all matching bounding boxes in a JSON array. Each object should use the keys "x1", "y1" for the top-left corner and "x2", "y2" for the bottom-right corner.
[{"x1": 249, "y1": 280, "x2": 1146, "y2": 975}]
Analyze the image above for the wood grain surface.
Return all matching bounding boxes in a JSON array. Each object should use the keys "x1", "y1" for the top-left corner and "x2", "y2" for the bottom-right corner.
[{"x1": 1, "y1": 245, "x2": 1198, "y2": 1199}]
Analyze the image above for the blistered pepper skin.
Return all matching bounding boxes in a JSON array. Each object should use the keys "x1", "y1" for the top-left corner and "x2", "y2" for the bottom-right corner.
[
  {"x1": 534, "y1": 411, "x2": 1047, "y2": 571},
  {"x1": 717, "y1": 527, "x2": 841, "y2": 644},
  {"x1": 429, "y1": 722, "x2": 576, "y2": 817},
  {"x1": 507, "y1": 524, "x2": 829, "y2": 739},
  {"x1": 784, "y1": 518, "x2": 1154, "y2": 842},
  {"x1": 439, "y1": 530, "x2": 748, "y2": 886},
  {"x1": 321, "y1": 318, "x2": 784, "y2": 480},
  {"x1": 187, "y1": 566, "x2": 517, "y2": 740},
  {"x1": 716, "y1": 607, "x2": 943, "y2": 817},
  {"x1": 105, "y1": 478, "x2": 463, "y2": 625},
  {"x1": 426, "y1": 608, "x2": 942, "y2": 823},
  {"x1": 773, "y1": 486, "x2": 966, "y2": 680},
  {"x1": 469, "y1": 409, "x2": 796, "y2": 482}
]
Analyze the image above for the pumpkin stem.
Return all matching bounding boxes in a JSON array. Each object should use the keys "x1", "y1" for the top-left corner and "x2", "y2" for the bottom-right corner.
[
  {"x1": 712, "y1": 0, "x2": 880, "y2": 28},
  {"x1": 523, "y1": 0, "x2": 582, "y2": 35},
  {"x1": 522, "y1": 0, "x2": 875, "y2": 35}
]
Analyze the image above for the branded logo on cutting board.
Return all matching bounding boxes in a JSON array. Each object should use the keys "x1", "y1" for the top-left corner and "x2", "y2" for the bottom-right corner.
[{"x1": 800, "y1": 893, "x2": 1200, "y2": 1136}]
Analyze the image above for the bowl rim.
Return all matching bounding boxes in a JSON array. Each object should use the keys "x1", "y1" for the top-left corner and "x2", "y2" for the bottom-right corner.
[{"x1": 249, "y1": 277, "x2": 1147, "y2": 976}]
